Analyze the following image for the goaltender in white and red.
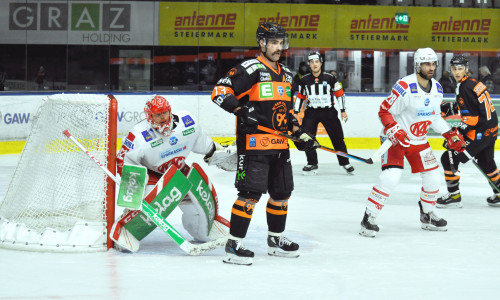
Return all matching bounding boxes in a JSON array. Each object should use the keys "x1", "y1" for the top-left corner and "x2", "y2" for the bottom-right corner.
[
  {"x1": 112, "y1": 95, "x2": 234, "y2": 252},
  {"x1": 358, "y1": 48, "x2": 466, "y2": 238}
]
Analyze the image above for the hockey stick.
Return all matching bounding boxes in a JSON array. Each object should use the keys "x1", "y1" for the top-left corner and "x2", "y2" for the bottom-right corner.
[
  {"x1": 462, "y1": 149, "x2": 500, "y2": 193},
  {"x1": 63, "y1": 130, "x2": 227, "y2": 255},
  {"x1": 257, "y1": 125, "x2": 392, "y2": 164}
]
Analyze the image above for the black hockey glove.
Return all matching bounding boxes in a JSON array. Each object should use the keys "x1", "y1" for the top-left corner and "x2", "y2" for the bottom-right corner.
[
  {"x1": 236, "y1": 104, "x2": 258, "y2": 134},
  {"x1": 440, "y1": 102, "x2": 458, "y2": 117},
  {"x1": 292, "y1": 127, "x2": 319, "y2": 152}
]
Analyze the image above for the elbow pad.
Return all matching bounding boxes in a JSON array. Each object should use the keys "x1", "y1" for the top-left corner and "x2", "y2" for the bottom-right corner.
[{"x1": 213, "y1": 93, "x2": 239, "y2": 114}]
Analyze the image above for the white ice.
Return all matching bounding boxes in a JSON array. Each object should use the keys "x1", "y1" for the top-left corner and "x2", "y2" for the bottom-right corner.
[{"x1": 1, "y1": 149, "x2": 499, "y2": 300}]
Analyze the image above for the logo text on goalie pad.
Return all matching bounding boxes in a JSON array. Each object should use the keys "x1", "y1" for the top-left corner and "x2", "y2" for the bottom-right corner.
[
  {"x1": 123, "y1": 172, "x2": 141, "y2": 202},
  {"x1": 140, "y1": 187, "x2": 182, "y2": 226}
]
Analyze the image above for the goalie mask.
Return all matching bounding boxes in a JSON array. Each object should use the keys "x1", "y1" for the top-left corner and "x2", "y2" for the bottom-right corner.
[
  {"x1": 144, "y1": 95, "x2": 173, "y2": 136},
  {"x1": 414, "y1": 47, "x2": 438, "y2": 73}
]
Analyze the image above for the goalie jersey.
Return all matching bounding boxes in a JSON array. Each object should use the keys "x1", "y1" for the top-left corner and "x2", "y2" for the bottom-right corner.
[{"x1": 117, "y1": 111, "x2": 213, "y2": 178}]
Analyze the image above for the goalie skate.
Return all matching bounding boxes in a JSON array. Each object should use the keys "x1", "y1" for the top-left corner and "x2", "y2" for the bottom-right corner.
[
  {"x1": 223, "y1": 238, "x2": 254, "y2": 265},
  {"x1": 267, "y1": 233, "x2": 299, "y2": 258}
]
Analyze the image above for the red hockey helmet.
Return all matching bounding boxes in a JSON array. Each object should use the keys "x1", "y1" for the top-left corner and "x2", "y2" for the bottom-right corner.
[{"x1": 144, "y1": 95, "x2": 173, "y2": 136}]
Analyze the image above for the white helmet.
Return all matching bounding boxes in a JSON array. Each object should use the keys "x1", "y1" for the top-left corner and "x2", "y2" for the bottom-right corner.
[{"x1": 414, "y1": 47, "x2": 438, "y2": 72}]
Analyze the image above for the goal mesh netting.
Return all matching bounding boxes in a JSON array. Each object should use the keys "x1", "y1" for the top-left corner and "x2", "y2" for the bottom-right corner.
[{"x1": 0, "y1": 94, "x2": 117, "y2": 252}]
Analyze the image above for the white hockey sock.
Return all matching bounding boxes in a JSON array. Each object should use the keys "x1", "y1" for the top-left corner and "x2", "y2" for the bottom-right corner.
[
  {"x1": 366, "y1": 186, "x2": 389, "y2": 217},
  {"x1": 420, "y1": 187, "x2": 439, "y2": 213}
]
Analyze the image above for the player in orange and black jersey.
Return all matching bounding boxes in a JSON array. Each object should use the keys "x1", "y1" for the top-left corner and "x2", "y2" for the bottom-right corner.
[
  {"x1": 211, "y1": 22, "x2": 319, "y2": 265},
  {"x1": 438, "y1": 55, "x2": 500, "y2": 208}
]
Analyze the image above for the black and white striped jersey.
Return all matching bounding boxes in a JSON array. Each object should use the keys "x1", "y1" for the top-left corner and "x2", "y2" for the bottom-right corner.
[{"x1": 294, "y1": 72, "x2": 346, "y2": 113}]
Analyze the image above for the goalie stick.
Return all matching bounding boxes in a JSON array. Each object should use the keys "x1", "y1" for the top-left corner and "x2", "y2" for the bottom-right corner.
[
  {"x1": 62, "y1": 129, "x2": 227, "y2": 255},
  {"x1": 462, "y1": 149, "x2": 500, "y2": 193},
  {"x1": 257, "y1": 125, "x2": 392, "y2": 164}
]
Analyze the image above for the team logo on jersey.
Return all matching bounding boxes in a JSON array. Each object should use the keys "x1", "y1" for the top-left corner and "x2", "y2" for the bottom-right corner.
[
  {"x1": 249, "y1": 136, "x2": 257, "y2": 147},
  {"x1": 151, "y1": 139, "x2": 163, "y2": 148},
  {"x1": 141, "y1": 129, "x2": 156, "y2": 142},
  {"x1": 169, "y1": 136, "x2": 178, "y2": 145},
  {"x1": 272, "y1": 101, "x2": 288, "y2": 130},
  {"x1": 410, "y1": 120, "x2": 432, "y2": 137},
  {"x1": 278, "y1": 86, "x2": 284, "y2": 96},
  {"x1": 182, "y1": 128, "x2": 195, "y2": 136},
  {"x1": 181, "y1": 115, "x2": 195, "y2": 127},
  {"x1": 409, "y1": 83, "x2": 418, "y2": 94},
  {"x1": 160, "y1": 144, "x2": 187, "y2": 159}
]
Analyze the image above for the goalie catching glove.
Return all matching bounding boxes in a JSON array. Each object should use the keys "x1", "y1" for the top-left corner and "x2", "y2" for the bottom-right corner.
[
  {"x1": 442, "y1": 128, "x2": 466, "y2": 152},
  {"x1": 204, "y1": 142, "x2": 237, "y2": 172},
  {"x1": 292, "y1": 127, "x2": 320, "y2": 152},
  {"x1": 385, "y1": 122, "x2": 410, "y2": 147}
]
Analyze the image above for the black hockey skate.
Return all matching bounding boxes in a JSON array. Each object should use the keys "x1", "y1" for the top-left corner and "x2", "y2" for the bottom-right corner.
[
  {"x1": 359, "y1": 210, "x2": 379, "y2": 237},
  {"x1": 343, "y1": 164, "x2": 355, "y2": 175},
  {"x1": 223, "y1": 238, "x2": 254, "y2": 265},
  {"x1": 267, "y1": 233, "x2": 300, "y2": 258},
  {"x1": 486, "y1": 193, "x2": 500, "y2": 207},
  {"x1": 419, "y1": 201, "x2": 447, "y2": 231},
  {"x1": 302, "y1": 164, "x2": 318, "y2": 176},
  {"x1": 436, "y1": 191, "x2": 462, "y2": 208}
]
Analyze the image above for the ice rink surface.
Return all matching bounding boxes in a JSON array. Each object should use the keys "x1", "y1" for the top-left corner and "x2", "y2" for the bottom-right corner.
[{"x1": 1, "y1": 149, "x2": 499, "y2": 300}]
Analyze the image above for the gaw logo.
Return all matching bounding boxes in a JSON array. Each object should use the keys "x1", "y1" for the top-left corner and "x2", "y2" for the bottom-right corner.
[{"x1": 259, "y1": 82, "x2": 273, "y2": 98}]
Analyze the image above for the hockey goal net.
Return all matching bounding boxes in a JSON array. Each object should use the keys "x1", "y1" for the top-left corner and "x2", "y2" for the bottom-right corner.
[{"x1": 0, "y1": 94, "x2": 117, "y2": 252}]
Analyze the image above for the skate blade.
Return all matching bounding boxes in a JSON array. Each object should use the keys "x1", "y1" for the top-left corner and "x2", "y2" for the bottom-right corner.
[
  {"x1": 302, "y1": 170, "x2": 318, "y2": 176},
  {"x1": 487, "y1": 202, "x2": 500, "y2": 207},
  {"x1": 436, "y1": 202, "x2": 463, "y2": 209},
  {"x1": 268, "y1": 248, "x2": 300, "y2": 258},
  {"x1": 359, "y1": 227, "x2": 377, "y2": 237},
  {"x1": 421, "y1": 224, "x2": 448, "y2": 231},
  {"x1": 223, "y1": 253, "x2": 253, "y2": 265}
]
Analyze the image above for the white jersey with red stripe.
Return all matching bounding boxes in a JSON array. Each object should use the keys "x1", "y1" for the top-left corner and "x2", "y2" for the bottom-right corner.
[
  {"x1": 117, "y1": 111, "x2": 213, "y2": 176},
  {"x1": 379, "y1": 73, "x2": 451, "y2": 145}
]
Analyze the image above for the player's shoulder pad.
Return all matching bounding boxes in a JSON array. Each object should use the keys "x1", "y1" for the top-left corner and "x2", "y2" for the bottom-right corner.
[
  {"x1": 130, "y1": 120, "x2": 160, "y2": 144},
  {"x1": 238, "y1": 58, "x2": 265, "y2": 76},
  {"x1": 280, "y1": 64, "x2": 292, "y2": 74},
  {"x1": 175, "y1": 111, "x2": 198, "y2": 129},
  {"x1": 432, "y1": 78, "x2": 444, "y2": 94}
]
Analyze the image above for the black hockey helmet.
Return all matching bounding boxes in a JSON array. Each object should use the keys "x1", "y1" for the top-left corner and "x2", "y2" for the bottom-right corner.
[
  {"x1": 450, "y1": 55, "x2": 468, "y2": 67},
  {"x1": 256, "y1": 22, "x2": 288, "y2": 49},
  {"x1": 308, "y1": 51, "x2": 323, "y2": 63}
]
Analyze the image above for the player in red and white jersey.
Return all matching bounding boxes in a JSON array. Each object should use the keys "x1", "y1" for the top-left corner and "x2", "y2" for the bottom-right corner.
[{"x1": 359, "y1": 48, "x2": 466, "y2": 237}]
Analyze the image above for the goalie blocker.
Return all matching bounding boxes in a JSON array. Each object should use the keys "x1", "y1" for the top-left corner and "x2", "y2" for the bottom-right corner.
[{"x1": 111, "y1": 163, "x2": 230, "y2": 252}]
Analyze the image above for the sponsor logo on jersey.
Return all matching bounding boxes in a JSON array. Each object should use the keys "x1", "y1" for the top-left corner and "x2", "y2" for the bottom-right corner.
[
  {"x1": 169, "y1": 136, "x2": 178, "y2": 145},
  {"x1": 217, "y1": 77, "x2": 232, "y2": 85},
  {"x1": 124, "y1": 139, "x2": 134, "y2": 149},
  {"x1": 141, "y1": 129, "x2": 156, "y2": 142},
  {"x1": 160, "y1": 144, "x2": 187, "y2": 159},
  {"x1": 241, "y1": 59, "x2": 259, "y2": 68},
  {"x1": 181, "y1": 115, "x2": 195, "y2": 127},
  {"x1": 278, "y1": 86, "x2": 284, "y2": 96},
  {"x1": 246, "y1": 63, "x2": 265, "y2": 75},
  {"x1": 249, "y1": 136, "x2": 257, "y2": 147},
  {"x1": 416, "y1": 108, "x2": 436, "y2": 117},
  {"x1": 151, "y1": 139, "x2": 163, "y2": 148},
  {"x1": 409, "y1": 83, "x2": 418, "y2": 93},
  {"x1": 424, "y1": 98, "x2": 430, "y2": 106},
  {"x1": 182, "y1": 128, "x2": 195, "y2": 136},
  {"x1": 436, "y1": 83, "x2": 443, "y2": 94},
  {"x1": 393, "y1": 83, "x2": 407, "y2": 97},
  {"x1": 260, "y1": 72, "x2": 271, "y2": 82},
  {"x1": 259, "y1": 82, "x2": 273, "y2": 98},
  {"x1": 286, "y1": 86, "x2": 291, "y2": 97},
  {"x1": 285, "y1": 74, "x2": 293, "y2": 83}
]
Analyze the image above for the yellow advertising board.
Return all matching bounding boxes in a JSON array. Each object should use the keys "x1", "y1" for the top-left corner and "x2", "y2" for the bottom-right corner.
[
  {"x1": 158, "y1": 2, "x2": 245, "y2": 46},
  {"x1": 158, "y1": 2, "x2": 500, "y2": 51}
]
